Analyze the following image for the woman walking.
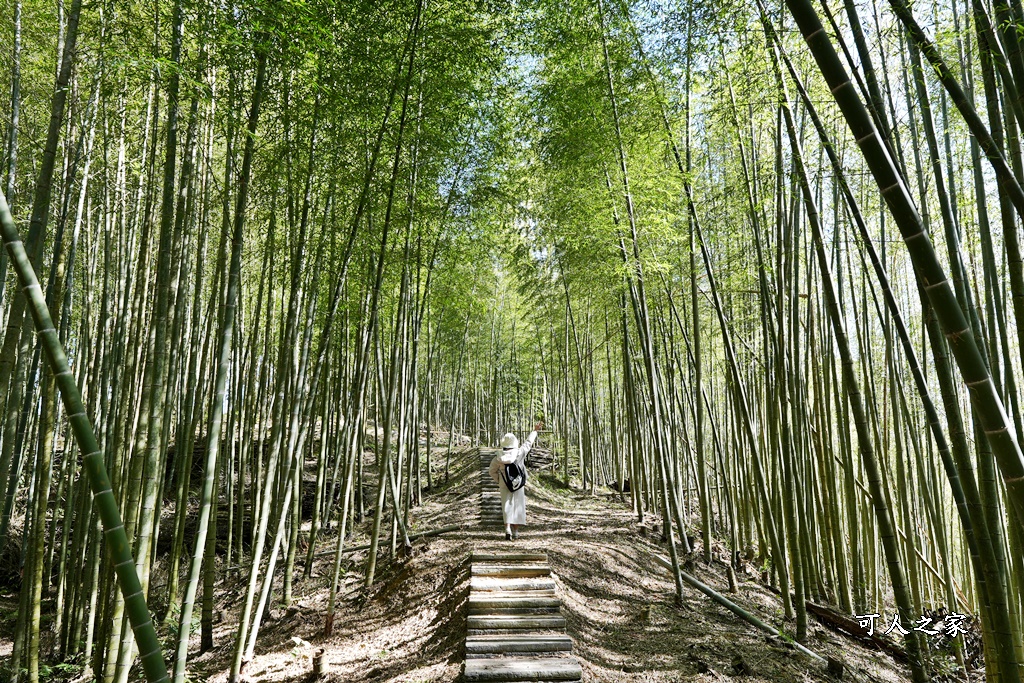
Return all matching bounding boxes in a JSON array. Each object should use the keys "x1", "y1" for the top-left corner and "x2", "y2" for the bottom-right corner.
[{"x1": 489, "y1": 423, "x2": 543, "y2": 540}]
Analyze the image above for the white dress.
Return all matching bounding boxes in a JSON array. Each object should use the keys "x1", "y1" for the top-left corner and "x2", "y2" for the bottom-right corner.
[{"x1": 488, "y1": 431, "x2": 537, "y2": 525}]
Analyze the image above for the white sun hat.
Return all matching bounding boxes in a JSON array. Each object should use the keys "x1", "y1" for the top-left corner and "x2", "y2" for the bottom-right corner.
[{"x1": 499, "y1": 433, "x2": 519, "y2": 462}]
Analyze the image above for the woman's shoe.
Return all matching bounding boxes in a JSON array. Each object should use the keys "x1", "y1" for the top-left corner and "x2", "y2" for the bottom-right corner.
[{"x1": 505, "y1": 532, "x2": 512, "y2": 541}]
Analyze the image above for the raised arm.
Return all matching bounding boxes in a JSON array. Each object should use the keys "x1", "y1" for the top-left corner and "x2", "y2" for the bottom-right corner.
[
  {"x1": 518, "y1": 423, "x2": 544, "y2": 460},
  {"x1": 522, "y1": 431, "x2": 537, "y2": 453}
]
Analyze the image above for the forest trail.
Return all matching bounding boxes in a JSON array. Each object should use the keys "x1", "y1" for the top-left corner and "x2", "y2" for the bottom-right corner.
[
  {"x1": 465, "y1": 448, "x2": 582, "y2": 682},
  {"x1": 209, "y1": 446, "x2": 909, "y2": 683},
  {"x1": 24, "y1": 445, "x2": 921, "y2": 683}
]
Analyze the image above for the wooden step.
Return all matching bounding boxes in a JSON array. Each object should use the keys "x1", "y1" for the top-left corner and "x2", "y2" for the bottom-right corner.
[
  {"x1": 467, "y1": 614, "x2": 566, "y2": 631},
  {"x1": 465, "y1": 634, "x2": 573, "y2": 657},
  {"x1": 471, "y1": 577, "x2": 557, "y2": 592},
  {"x1": 472, "y1": 552, "x2": 548, "y2": 563},
  {"x1": 469, "y1": 607, "x2": 559, "y2": 616},
  {"x1": 470, "y1": 604, "x2": 560, "y2": 615},
  {"x1": 463, "y1": 657, "x2": 581, "y2": 682},
  {"x1": 472, "y1": 564, "x2": 551, "y2": 578},
  {"x1": 470, "y1": 592, "x2": 560, "y2": 610},
  {"x1": 471, "y1": 589, "x2": 558, "y2": 599}
]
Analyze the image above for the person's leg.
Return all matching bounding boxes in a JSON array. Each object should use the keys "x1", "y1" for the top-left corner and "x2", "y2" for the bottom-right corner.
[
  {"x1": 511, "y1": 524, "x2": 518, "y2": 540},
  {"x1": 501, "y1": 486, "x2": 512, "y2": 540}
]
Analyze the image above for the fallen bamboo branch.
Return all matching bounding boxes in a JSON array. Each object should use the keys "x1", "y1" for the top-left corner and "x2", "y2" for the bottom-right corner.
[
  {"x1": 805, "y1": 601, "x2": 906, "y2": 662},
  {"x1": 614, "y1": 545, "x2": 827, "y2": 664}
]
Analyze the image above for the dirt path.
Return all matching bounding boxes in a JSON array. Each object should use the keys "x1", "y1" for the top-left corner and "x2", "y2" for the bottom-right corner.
[{"x1": 181, "y1": 448, "x2": 915, "y2": 683}]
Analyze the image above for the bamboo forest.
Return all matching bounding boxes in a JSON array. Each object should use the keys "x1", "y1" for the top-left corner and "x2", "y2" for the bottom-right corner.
[{"x1": 2, "y1": 0, "x2": 1024, "y2": 680}]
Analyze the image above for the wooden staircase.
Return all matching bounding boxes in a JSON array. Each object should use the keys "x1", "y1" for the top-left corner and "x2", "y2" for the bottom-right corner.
[
  {"x1": 465, "y1": 450, "x2": 582, "y2": 681},
  {"x1": 479, "y1": 449, "x2": 504, "y2": 528},
  {"x1": 463, "y1": 552, "x2": 581, "y2": 682}
]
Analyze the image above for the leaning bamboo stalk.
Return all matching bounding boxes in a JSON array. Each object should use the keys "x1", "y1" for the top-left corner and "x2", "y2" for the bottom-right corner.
[
  {"x1": 364, "y1": 0, "x2": 422, "y2": 587},
  {"x1": 761, "y1": 22, "x2": 926, "y2": 679},
  {"x1": 0, "y1": 191, "x2": 169, "y2": 683},
  {"x1": 632, "y1": 546, "x2": 826, "y2": 664},
  {"x1": 595, "y1": 0, "x2": 688, "y2": 601},
  {"x1": 889, "y1": 0, "x2": 1024, "y2": 366},
  {"x1": 786, "y1": 0, "x2": 1024, "y2": 566},
  {"x1": 225, "y1": 49, "x2": 276, "y2": 683},
  {"x1": 759, "y1": 13, "x2": 1022, "y2": 668}
]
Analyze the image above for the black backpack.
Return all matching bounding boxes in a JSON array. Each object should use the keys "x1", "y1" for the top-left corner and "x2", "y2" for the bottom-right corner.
[{"x1": 500, "y1": 461, "x2": 526, "y2": 492}]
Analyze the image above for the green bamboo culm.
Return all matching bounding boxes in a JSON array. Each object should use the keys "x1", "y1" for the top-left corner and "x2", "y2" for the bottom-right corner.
[
  {"x1": 758, "y1": 14, "x2": 1024, "y2": 680},
  {"x1": 173, "y1": 44, "x2": 269, "y2": 683},
  {"x1": 760, "y1": 16, "x2": 927, "y2": 678},
  {"x1": 0, "y1": 187, "x2": 171, "y2": 683},
  {"x1": 783, "y1": 0, "x2": 1024, "y2": 555}
]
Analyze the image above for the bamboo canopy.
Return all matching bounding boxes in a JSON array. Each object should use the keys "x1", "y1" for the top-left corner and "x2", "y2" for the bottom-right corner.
[{"x1": 0, "y1": 0, "x2": 1022, "y2": 681}]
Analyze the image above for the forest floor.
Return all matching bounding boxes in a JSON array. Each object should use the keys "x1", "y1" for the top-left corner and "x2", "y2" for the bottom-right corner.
[
  {"x1": 179, "y1": 446, "x2": 924, "y2": 683},
  {"x1": 0, "y1": 446, "x2": 942, "y2": 682}
]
